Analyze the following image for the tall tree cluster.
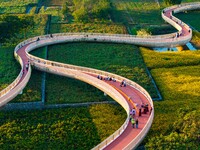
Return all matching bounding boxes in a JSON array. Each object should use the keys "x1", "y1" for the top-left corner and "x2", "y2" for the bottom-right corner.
[
  {"x1": 0, "y1": 15, "x2": 34, "y2": 43},
  {"x1": 71, "y1": 0, "x2": 111, "y2": 22}
]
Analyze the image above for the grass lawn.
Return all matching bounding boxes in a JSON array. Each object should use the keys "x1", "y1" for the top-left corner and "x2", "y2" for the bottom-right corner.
[{"x1": 0, "y1": 104, "x2": 126, "y2": 149}]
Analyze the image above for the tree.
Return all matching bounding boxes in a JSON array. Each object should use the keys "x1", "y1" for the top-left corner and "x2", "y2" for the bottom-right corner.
[
  {"x1": 137, "y1": 29, "x2": 152, "y2": 37},
  {"x1": 61, "y1": 2, "x2": 69, "y2": 19},
  {"x1": 72, "y1": 0, "x2": 110, "y2": 22},
  {"x1": 164, "y1": 0, "x2": 182, "y2": 5},
  {"x1": 145, "y1": 108, "x2": 200, "y2": 149}
]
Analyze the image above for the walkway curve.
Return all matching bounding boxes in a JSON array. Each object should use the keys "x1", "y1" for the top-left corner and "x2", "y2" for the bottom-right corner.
[{"x1": 0, "y1": 2, "x2": 200, "y2": 150}]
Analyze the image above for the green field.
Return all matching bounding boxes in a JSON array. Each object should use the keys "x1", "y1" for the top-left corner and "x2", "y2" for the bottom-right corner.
[
  {"x1": 50, "y1": 23, "x2": 127, "y2": 34},
  {"x1": 141, "y1": 47, "x2": 200, "y2": 148},
  {"x1": 110, "y1": 0, "x2": 171, "y2": 35},
  {"x1": 140, "y1": 47, "x2": 200, "y2": 69},
  {"x1": 0, "y1": 0, "x2": 38, "y2": 14},
  {"x1": 0, "y1": 104, "x2": 126, "y2": 149},
  {"x1": 44, "y1": 43, "x2": 158, "y2": 104}
]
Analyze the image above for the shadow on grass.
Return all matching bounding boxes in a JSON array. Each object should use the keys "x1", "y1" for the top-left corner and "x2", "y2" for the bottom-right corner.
[
  {"x1": 0, "y1": 107, "x2": 101, "y2": 149},
  {"x1": 46, "y1": 73, "x2": 114, "y2": 104}
]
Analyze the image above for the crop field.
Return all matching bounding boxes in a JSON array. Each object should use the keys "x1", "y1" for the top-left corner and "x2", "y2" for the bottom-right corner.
[
  {"x1": 0, "y1": 6, "x2": 26, "y2": 14},
  {"x1": 42, "y1": 0, "x2": 65, "y2": 6},
  {"x1": 50, "y1": 23, "x2": 127, "y2": 34},
  {"x1": 147, "y1": 65, "x2": 200, "y2": 135},
  {"x1": 39, "y1": 6, "x2": 63, "y2": 23},
  {"x1": 110, "y1": 0, "x2": 163, "y2": 25},
  {"x1": 140, "y1": 47, "x2": 200, "y2": 146},
  {"x1": 46, "y1": 73, "x2": 114, "y2": 104},
  {"x1": 0, "y1": 104, "x2": 126, "y2": 149},
  {"x1": 0, "y1": 0, "x2": 38, "y2": 7},
  {"x1": 0, "y1": 0, "x2": 38, "y2": 14},
  {"x1": 140, "y1": 47, "x2": 200, "y2": 69},
  {"x1": 110, "y1": 0, "x2": 178, "y2": 35}
]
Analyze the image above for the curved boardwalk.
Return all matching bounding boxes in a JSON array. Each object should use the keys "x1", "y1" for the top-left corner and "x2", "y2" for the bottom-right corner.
[{"x1": 0, "y1": 2, "x2": 200, "y2": 150}]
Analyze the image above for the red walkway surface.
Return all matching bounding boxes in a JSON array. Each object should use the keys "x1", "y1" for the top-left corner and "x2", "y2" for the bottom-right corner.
[
  {"x1": 164, "y1": 8, "x2": 190, "y2": 37},
  {"x1": 99, "y1": 79, "x2": 151, "y2": 150},
  {"x1": 16, "y1": 44, "x2": 30, "y2": 82}
]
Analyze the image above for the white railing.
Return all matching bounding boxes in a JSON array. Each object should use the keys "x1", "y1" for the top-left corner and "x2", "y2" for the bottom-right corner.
[
  {"x1": 0, "y1": 66, "x2": 31, "y2": 107},
  {"x1": 0, "y1": 55, "x2": 23, "y2": 98}
]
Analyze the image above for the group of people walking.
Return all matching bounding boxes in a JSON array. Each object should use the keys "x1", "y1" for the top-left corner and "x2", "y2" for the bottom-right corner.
[
  {"x1": 129, "y1": 108, "x2": 139, "y2": 128},
  {"x1": 97, "y1": 75, "x2": 116, "y2": 82}
]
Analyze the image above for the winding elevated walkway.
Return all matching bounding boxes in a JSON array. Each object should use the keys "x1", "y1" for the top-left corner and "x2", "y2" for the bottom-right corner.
[{"x1": 0, "y1": 2, "x2": 200, "y2": 150}]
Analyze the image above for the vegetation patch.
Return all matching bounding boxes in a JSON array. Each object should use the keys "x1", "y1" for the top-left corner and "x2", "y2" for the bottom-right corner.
[
  {"x1": 46, "y1": 73, "x2": 114, "y2": 104},
  {"x1": 141, "y1": 47, "x2": 200, "y2": 149},
  {"x1": 110, "y1": 0, "x2": 163, "y2": 25},
  {"x1": 0, "y1": 14, "x2": 48, "y2": 46},
  {"x1": 140, "y1": 47, "x2": 200, "y2": 69},
  {"x1": 0, "y1": 0, "x2": 38, "y2": 7},
  {"x1": 50, "y1": 23, "x2": 127, "y2": 34},
  {"x1": 0, "y1": 6, "x2": 26, "y2": 14},
  {"x1": 43, "y1": 43, "x2": 158, "y2": 104},
  {"x1": 0, "y1": 104, "x2": 126, "y2": 149},
  {"x1": 145, "y1": 65, "x2": 200, "y2": 148}
]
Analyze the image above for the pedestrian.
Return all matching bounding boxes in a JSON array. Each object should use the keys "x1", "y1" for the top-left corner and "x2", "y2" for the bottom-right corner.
[
  {"x1": 129, "y1": 114, "x2": 132, "y2": 122},
  {"x1": 135, "y1": 119, "x2": 139, "y2": 128},
  {"x1": 26, "y1": 64, "x2": 29, "y2": 71},
  {"x1": 123, "y1": 80, "x2": 126, "y2": 87},
  {"x1": 112, "y1": 77, "x2": 116, "y2": 82},
  {"x1": 120, "y1": 80, "x2": 124, "y2": 87},
  {"x1": 131, "y1": 108, "x2": 136, "y2": 116},
  {"x1": 139, "y1": 108, "x2": 142, "y2": 116},
  {"x1": 131, "y1": 118, "x2": 135, "y2": 128}
]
